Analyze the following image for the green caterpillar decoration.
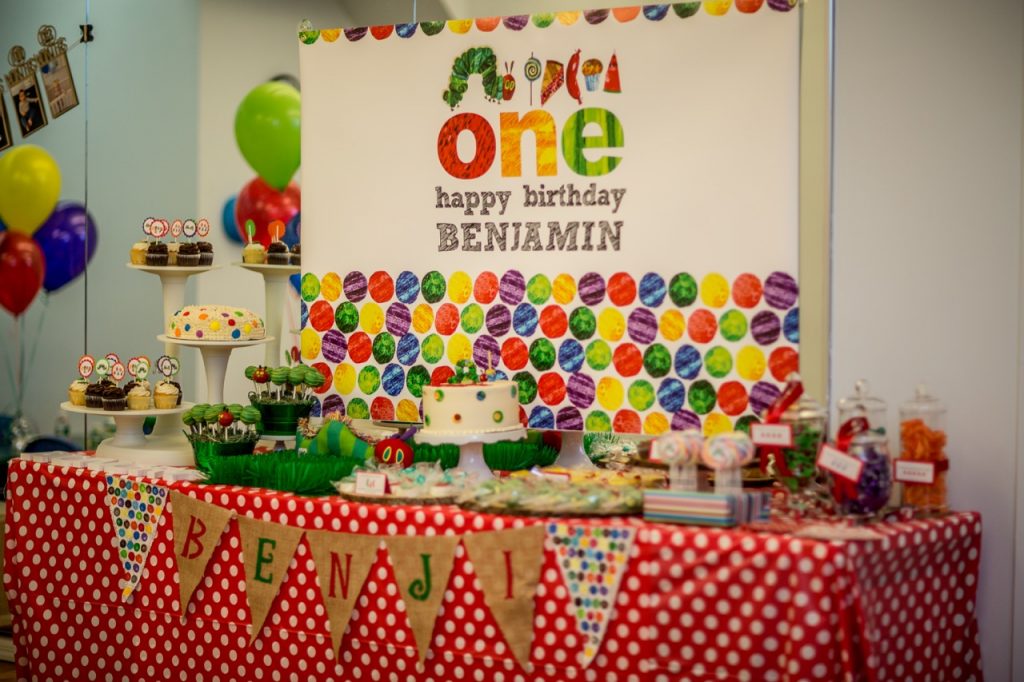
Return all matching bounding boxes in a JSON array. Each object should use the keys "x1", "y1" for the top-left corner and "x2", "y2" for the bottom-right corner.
[{"x1": 443, "y1": 47, "x2": 503, "y2": 109}]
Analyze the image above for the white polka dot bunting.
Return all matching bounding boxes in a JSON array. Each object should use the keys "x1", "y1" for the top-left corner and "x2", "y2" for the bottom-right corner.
[{"x1": 105, "y1": 475, "x2": 168, "y2": 600}]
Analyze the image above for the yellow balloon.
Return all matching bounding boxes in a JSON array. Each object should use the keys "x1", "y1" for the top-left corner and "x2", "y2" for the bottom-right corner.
[{"x1": 0, "y1": 145, "x2": 61, "y2": 234}]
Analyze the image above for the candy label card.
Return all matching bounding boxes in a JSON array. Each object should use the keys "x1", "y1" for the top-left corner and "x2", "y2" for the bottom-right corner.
[
  {"x1": 300, "y1": 8, "x2": 800, "y2": 434},
  {"x1": 750, "y1": 423, "x2": 793, "y2": 447},
  {"x1": 894, "y1": 459, "x2": 935, "y2": 485},
  {"x1": 817, "y1": 444, "x2": 863, "y2": 483},
  {"x1": 355, "y1": 471, "x2": 389, "y2": 495}
]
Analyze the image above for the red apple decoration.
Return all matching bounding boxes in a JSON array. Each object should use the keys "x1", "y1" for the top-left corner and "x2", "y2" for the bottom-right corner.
[
  {"x1": 253, "y1": 366, "x2": 270, "y2": 384},
  {"x1": 219, "y1": 410, "x2": 234, "y2": 428}
]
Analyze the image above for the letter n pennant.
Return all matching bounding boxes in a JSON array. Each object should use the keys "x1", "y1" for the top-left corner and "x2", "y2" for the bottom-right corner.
[
  {"x1": 306, "y1": 530, "x2": 381, "y2": 656},
  {"x1": 170, "y1": 491, "x2": 234, "y2": 617},
  {"x1": 236, "y1": 516, "x2": 304, "y2": 642},
  {"x1": 547, "y1": 523, "x2": 636, "y2": 668},
  {"x1": 384, "y1": 535, "x2": 460, "y2": 666},
  {"x1": 105, "y1": 475, "x2": 169, "y2": 601},
  {"x1": 462, "y1": 526, "x2": 545, "y2": 669}
]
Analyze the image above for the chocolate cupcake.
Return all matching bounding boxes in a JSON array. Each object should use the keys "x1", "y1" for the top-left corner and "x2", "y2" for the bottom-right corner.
[
  {"x1": 170, "y1": 380, "x2": 182, "y2": 405},
  {"x1": 85, "y1": 382, "x2": 105, "y2": 409},
  {"x1": 198, "y1": 241, "x2": 214, "y2": 266},
  {"x1": 146, "y1": 242, "x2": 169, "y2": 267},
  {"x1": 267, "y1": 242, "x2": 289, "y2": 265},
  {"x1": 290, "y1": 244, "x2": 301, "y2": 266},
  {"x1": 102, "y1": 385, "x2": 127, "y2": 411},
  {"x1": 177, "y1": 242, "x2": 200, "y2": 267}
]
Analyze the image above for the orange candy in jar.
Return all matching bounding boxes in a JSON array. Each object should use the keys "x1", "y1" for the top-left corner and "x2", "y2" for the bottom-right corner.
[{"x1": 898, "y1": 385, "x2": 948, "y2": 513}]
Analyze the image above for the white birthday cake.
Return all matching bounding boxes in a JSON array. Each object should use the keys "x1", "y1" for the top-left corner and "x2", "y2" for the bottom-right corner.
[
  {"x1": 421, "y1": 380, "x2": 522, "y2": 436},
  {"x1": 167, "y1": 305, "x2": 265, "y2": 341}
]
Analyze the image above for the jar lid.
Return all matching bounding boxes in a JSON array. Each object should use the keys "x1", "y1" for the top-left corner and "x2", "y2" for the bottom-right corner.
[
  {"x1": 780, "y1": 393, "x2": 827, "y2": 423},
  {"x1": 837, "y1": 379, "x2": 887, "y2": 413},
  {"x1": 900, "y1": 384, "x2": 944, "y2": 415}
]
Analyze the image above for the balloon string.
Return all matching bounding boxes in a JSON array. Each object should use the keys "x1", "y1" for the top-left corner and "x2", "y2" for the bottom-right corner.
[
  {"x1": 2, "y1": 322, "x2": 16, "y2": 414},
  {"x1": 15, "y1": 315, "x2": 22, "y2": 414},
  {"x1": 24, "y1": 295, "x2": 49, "y2": 404}
]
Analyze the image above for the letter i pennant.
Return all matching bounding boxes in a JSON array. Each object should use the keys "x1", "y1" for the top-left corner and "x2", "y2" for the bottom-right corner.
[
  {"x1": 306, "y1": 531, "x2": 381, "y2": 656},
  {"x1": 237, "y1": 516, "x2": 305, "y2": 642},
  {"x1": 105, "y1": 475, "x2": 169, "y2": 601},
  {"x1": 547, "y1": 523, "x2": 636, "y2": 668},
  {"x1": 170, "y1": 491, "x2": 234, "y2": 616},
  {"x1": 384, "y1": 535, "x2": 460, "y2": 666}
]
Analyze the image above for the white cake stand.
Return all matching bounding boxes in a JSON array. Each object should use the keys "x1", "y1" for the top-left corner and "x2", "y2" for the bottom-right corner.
[
  {"x1": 128, "y1": 262, "x2": 220, "y2": 451},
  {"x1": 235, "y1": 262, "x2": 300, "y2": 366},
  {"x1": 157, "y1": 335, "x2": 273, "y2": 404},
  {"x1": 61, "y1": 401, "x2": 193, "y2": 465},
  {"x1": 415, "y1": 428, "x2": 527, "y2": 480},
  {"x1": 552, "y1": 431, "x2": 598, "y2": 470}
]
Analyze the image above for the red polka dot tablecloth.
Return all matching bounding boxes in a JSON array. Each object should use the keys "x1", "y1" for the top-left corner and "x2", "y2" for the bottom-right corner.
[{"x1": 3, "y1": 459, "x2": 982, "y2": 681}]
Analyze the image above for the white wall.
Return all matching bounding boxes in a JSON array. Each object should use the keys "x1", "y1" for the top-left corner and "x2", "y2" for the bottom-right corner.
[{"x1": 832, "y1": 1, "x2": 1023, "y2": 679}]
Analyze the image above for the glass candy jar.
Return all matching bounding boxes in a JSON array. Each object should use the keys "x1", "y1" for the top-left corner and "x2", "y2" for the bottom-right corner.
[
  {"x1": 899, "y1": 385, "x2": 948, "y2": 513},
  {"x1": 776, "y1": 393, "x2": 828, "y2": 492},
  {"x1": 835, "y1": 431, "x2": 892, "y2": 515},
  {"x1": 837, "y1": 379, "x2": 887, "y2": 435}
]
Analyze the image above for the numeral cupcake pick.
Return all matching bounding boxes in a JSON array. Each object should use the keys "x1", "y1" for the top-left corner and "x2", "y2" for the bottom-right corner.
[
  {"x1": 170, "y1": 220, "x2": 183, "y2": 241},
  {"x1": 196, "y1": 218, "x2": 210, "y2": 239},
  {"x1": 111, "y1": 361, "x2": 126, "y2": 383},
  {"x1": 78, "y1": 354, "x2": 94, "y2": 379}
]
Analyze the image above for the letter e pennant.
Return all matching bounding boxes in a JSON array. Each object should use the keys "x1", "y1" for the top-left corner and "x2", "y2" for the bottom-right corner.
[{"x1": 237, "y1": 516, "x2": 304, "y2": 642}]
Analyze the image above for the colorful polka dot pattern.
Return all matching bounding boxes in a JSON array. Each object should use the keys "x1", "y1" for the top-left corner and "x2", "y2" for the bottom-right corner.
[
  {"x1": 302, "y1": 270, "x2": 798, "y2": 433},
  {"x1": 299, "y1": 2, "x2": 797, "y2": 44},
  {"x1": 105, "y1": 475, "x2": 168, "y2": 599},
  {"x1": 5, "y1": 461, "x2": 984, "y2": 681},
  {"x1": 303, "y1": 270, "x2": 798, "y2": 430}
]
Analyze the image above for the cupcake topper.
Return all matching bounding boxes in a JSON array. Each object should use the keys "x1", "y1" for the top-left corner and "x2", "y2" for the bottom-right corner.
[
  {"x1": 245, "y1": 219, "x2": 256, "y2": 245},
  {"x1": 268, "y1": 220, "x2": 285, "y2": 243},
  {"x1": 170, "y1": 219, "x2": 183, "y2": 242},
  {"x1": 77, "y1": 354, "x2": 94, "y2": 379},
  {"x1": 105, "y1": 353, "x2": 121, "y2": 365},
  {"x1": 111, "y1": 361, "x2": 126, "y2": 383},
  {"x1": 196, "y1": 218, "x2": 210, "y2": 239},
  {"x1": 136, "y1": 356, "x2": 151, "y2": 380},
  {"x1": 127, "y1": 356, "x2": 141, "y2": 378},
  {"x1": 182, "y1": 219, "x2": 197, "y2": 239},
  {"x1": 152, "y1": 219, "x2": 169, "y2": 240},
  {"x1": 156, "y1": 355, "x2": 176, "y2": 380},
  {"x1": 142, "y1": 218, "x2": 154, "y2": 242},
  {"x1": 94, "y1": 357, "x2": 111, "y2": 380}
]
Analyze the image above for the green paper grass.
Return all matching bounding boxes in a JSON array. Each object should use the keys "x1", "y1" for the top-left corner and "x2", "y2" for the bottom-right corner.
[
  {"x1": 199, "y1": 450, "x2": 360, "y2": 496},
  {"x1": 412, "y1": 433, "x2": 558, "y2": 471}
]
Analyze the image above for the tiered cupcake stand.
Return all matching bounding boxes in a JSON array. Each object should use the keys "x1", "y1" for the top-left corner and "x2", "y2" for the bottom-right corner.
[
  {"x1": 60, "y1": 401, "x2": 191, "y2": 464},
  {"x1": 235, "y1": 261, "x2": 300, "y2": 366}
]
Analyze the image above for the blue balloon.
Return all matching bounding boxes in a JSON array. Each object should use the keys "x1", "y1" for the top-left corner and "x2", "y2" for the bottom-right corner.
[
  {"x1": 290, "y1": 273, "x2": 301, "y2": 294},
  {"x1": 0, "y1": 216, "x2": 6, "y2": 232},
  {"x1": 34, "y1": 202, "x2": 98, "y2": 293},
  {"x1": 222, "y1": 196, "x2": 243, "y2": 244},
  {"x1": 282, "y1": 211, "x2": 300, "y2": 247}
]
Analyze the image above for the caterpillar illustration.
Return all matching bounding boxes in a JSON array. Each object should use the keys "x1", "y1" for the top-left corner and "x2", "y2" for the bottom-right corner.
[{"x1": 442, "y1": 46, "x2": 503, "y2": 109}]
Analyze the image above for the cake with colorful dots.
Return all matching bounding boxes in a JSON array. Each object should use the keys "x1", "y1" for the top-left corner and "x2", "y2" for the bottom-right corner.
[
  {"x1": 168, "y1": 305, "x2": 265, "y2": 341},
  {"x1": 420, "y1": 361, "x2": 522, "y2": 436}
]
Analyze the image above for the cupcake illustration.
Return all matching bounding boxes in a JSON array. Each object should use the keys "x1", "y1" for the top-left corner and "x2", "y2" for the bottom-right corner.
[{"x1": 582, "y1": 58, "x2": 604, "y2": 92}]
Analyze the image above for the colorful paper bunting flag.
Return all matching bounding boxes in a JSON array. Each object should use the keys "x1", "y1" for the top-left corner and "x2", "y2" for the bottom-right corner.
[
  {"x1": 105, "y1": 475, "x2": 169, "y2": 600},
  {"x1": 462, "y1": 526, "x2": 545, "y2": 669},
  {"x1": 547, "y1": 523, "x2": 636, "y2": 668},
  {"x1": 384, "y1": 534, "x2": 460, "y2": 665},
  {"x1": 236, "y1": 515, "x2": 305, "y2": 642},
  {"x1": 306, "y1": 530, "x2": 381, "y2": 655},
  {"x1": 170, "y1": 491, "x2": 235, "y2": 616}
]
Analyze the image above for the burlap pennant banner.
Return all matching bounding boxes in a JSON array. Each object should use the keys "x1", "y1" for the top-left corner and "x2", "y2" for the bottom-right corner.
[
  {"x1": 462, "y1": 526, "x2": 545, "y2": 670},
  {"x1": 105, "y1": 475, "x2": 169, "y2": 600},
  {"x1": 170, "y1": 491, "x2": 235, "y2": 616},
  {"x1": 547, "y1": 523, "x2": 636, "y2": 668},
  {"x1": 384, "y1": 534, "x2": 460, "y2": 665},
  {"x1": 237, "y1": 515, "x2": 305, "y2": 642},
  {"x1": 306, "y1": 530, "x2": 381, "y2": 655}
]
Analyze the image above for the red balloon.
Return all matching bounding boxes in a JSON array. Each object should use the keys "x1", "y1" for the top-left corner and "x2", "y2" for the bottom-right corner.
[
  {"x1": 0, "y1": 232, "x2": 46, "y2": 316},
  {"x1": 234, "y1": 177, "x2": 300, "y2": 247}
]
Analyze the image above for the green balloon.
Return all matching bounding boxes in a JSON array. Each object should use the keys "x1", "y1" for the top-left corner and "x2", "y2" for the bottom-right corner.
[{"x1": 234, "y1": 82, "x2": 301, "y2": 191}]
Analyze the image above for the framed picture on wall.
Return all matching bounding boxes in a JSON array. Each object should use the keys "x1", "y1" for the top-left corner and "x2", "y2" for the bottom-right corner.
[
  {"x1": 0, "y1": 88, "x2": 12, "y2": 152},
  {"x1": 39, "y1": 52, "x2": 78, "y2": 118},
  {"x1": 9, "y1": 72, "x2": 48, "y2": 139}
]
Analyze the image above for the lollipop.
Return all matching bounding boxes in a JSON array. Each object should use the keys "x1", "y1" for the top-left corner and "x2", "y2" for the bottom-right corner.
[
  {"x1": 653, "y1": 429, "x2": 702, "y2": 491},
  {"x1": 524, "y1": 53, "x2": 542, "y2": 105},
  {"x1": 701, "y1": 432, "x2": 755, "y2": 470},
  {"x1": 289, "y1": 365, "x2": 307, "y2": 394}
]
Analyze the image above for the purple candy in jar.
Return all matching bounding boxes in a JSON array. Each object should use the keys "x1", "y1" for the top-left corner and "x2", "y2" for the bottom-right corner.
[{"x1": 840, "y1": 434, "x2": 892, "y2": 515}]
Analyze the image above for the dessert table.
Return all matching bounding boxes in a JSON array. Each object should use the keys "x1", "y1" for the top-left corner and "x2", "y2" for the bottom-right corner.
[{"x1": 3, "y1": 458, "x2": 982, "y2": 681}]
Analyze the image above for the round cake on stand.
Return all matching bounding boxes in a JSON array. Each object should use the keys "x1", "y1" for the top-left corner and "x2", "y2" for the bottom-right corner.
[{"x1": 414, "y1": 365, "x2": 526, "y2": 480}]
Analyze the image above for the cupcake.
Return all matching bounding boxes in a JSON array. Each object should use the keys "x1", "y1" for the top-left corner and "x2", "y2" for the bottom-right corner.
[
  {"x1": 267, "y1": 242, "x2": 289, "y2": 265},
  {"x1": 85, "y1": 382, "x2": 105, "y2": 409},
  {"x1": 242, "y1": 242, "x2": 266, "y2": 264},
  {"x1": 102, "y1": 385, "x2": 127, "y2": 411},
  {"x1": 68, "y1": 378, "x2": 89, "y2": 406},
  {"x1": 177, "y1": 242, "x2": 200, "y2": 267},
  {"x1": 146, "y1": 242, "x2": 169, "y2": 267},
  {"x1": 167, "y1": 242, "x2": 180, "y2": 266},
  {"x1": 123, "y1": 378, "x2": 149, "y2": 395},
  {"x1": 154, "y1": 380, "x2": 180, "y2": 408},
  {"x1": 198, "y1": 241, "x2": 214, "y2": 266},
  {"x1": 290, "y1": 244, "x2": 301, "y2": 266},
  {"x1": 130, "y1": 241, "x2": 149, "y2": 265},
  {"x1": 127, "y1": 383, "x2": 152, "y2": 410}
]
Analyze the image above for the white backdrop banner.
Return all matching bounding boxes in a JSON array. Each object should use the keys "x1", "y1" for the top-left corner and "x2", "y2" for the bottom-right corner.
[{"x1": 298, "y1": 6, "x2": 800, "y2": 435}]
